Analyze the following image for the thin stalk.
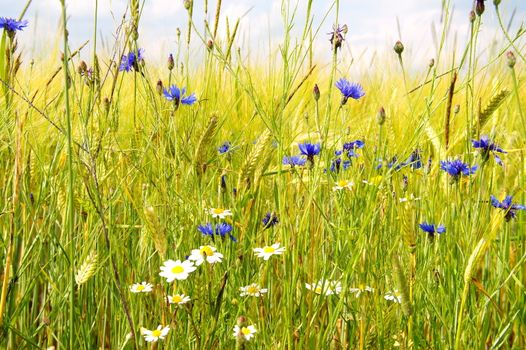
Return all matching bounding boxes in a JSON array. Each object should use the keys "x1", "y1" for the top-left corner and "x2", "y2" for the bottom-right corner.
[{"x1": 59, "y1": 0, "x2": 76, "y2": 347}]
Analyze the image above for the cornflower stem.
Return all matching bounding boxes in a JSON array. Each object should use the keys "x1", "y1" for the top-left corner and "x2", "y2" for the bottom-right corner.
[{"x1": 59, "y1": 1, "x2": 76, "y2": 347}]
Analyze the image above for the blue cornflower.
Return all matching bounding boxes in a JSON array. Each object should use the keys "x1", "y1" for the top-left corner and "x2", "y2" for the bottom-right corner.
[
  {"x1": 490, "y1": 195, "x2": 526, "y2": 221},
  {"x1": 419, "y1": 222, "x2": 446, "y2": 237},
  {"x1": 198, "y1": 222, "x2": 236, "y2": 242},
  {"x1": 472, "y1": 136, "x2": 506, "y2": 166},
  {"x1": 163, "y1": 85, "x2": 197, "y2": 108},
  {"x1": 218, "y1": 141, "x2": 231, "y2": 154},
  {"x1": 119, "y1": 48, "x2": 144, "y2": 72},
  {"x1": 328, "y1": 158, "x2": 351, "y2": 173},
  {"x1": 0, "y1": 17, "x2": 28, "y2": 33},
  {"x1": 197, "y1": 223, "x2": 214, "y2": 236},
  {"x1": 298, "y1": 142, "x2": 321, "y2": 158},
  {"x1": 335, "y1": 78, "x2": 365, "y2": 105},
  {"x1": 262, "y1": 212, "x2": 279, "y2": 229},
  {"x1": 343, "y1": 140, "x2": 365, "y2": 151},
  {"x1": 283, "y1": 155, "x2": 307, "y2": 167},
  {"x1": 401, "y1": 150, "x2": 423, "y2": 170},
  {"x1": 343, "y1": 140, "x2": 365, "y2": 158},
  {"x1": 215, "y1": 222, "x2": 236, "y2": 242},
  {"x1": 440, "y1": 159, "x2": 477, "y2": 181}
]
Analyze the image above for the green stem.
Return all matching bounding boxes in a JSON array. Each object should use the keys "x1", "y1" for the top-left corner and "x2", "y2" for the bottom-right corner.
[{"x1": 59, "y1": 0, "x2": 76, "y2": 347}]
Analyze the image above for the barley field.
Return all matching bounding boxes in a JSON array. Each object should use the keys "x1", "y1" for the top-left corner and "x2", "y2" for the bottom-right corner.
[{"x1": 1, "y1": 0, "x2": 526, "y2": 349}]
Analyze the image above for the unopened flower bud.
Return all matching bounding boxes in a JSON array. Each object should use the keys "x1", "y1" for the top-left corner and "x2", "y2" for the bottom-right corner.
[
  {"x1": 103, "y1": 97, "x2": 110, "y2": 113},
  {"x1": 476, "y1": 0, "x2": 485, "y2": 16},
  {"x1": 377, "y1": 107, "x2": 386, "y2": 125},
  {"x1": 506, "y1": 51, "x2": 516, "y2": 68},
  {"x1": 454, "y1": 104, "x2": 460, "y2": 114},
  {"x1": 428, "y1": 58, "x2": 435, "y2": 68},
  {"x1": 207, "y1": 39, "x2": 214, "y2": 51},
  {"x1": 493, "y1": 0, "x2": 501, "y2": 6},
  {"x1": 313, "y1": 84, "x2": 320, "y2": 101},
  {"x1": 394, "y1": 41, "x2": 404, "y2": 55},
  {"x1": 156, "y1": 79, "x2": 163, "y2": 95},
  {"x1": 184, "y1": 0, "x2": 192, "y2": 10},
  {"x1": 167, "y1": 54, "x2": 174, "y2": 71},
  {"x1": 77, "y1": 60, "x2": 87, "y2": 75}
]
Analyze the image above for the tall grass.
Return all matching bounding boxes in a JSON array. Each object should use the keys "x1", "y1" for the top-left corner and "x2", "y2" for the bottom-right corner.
[{"x1": 1, "y1": 0, "x2": 525, "y2": 349}]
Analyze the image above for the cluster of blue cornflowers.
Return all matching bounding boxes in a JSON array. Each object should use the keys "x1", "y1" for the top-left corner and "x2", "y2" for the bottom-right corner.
[
  {"x1": 198, "y1": 222, "x2": 236, "y2": 242},
  {"x1": 328, "y1": 140, "x2": 364, "y2": 173}
]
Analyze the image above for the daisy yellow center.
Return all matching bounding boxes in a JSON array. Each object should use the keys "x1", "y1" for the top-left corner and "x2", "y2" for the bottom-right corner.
[
  {"x1": 337, "y1": 180, "x2": 349, "y2": 187},
  {"x1": 171, "y1": 265, "x2": 184, "y2": 274},
  {"x1": 358, "y1": 283, "x2": 365, "y2": 290},
  {"x1": 263, "y1": 246, "x2": 275, "y2": 253},
  {"x1": 200, "y1": 246, "x2": 214, "y2": 256},
  {"x1": 241, "y1": 327, "x2": 251, "y2": 335},
  {"x1": 247, "y1": 285, "x2": 259, "y2": 294},
  {"x1": 315, "y1": 287, "x2": 322, "y2": 294},
  {"x1": 212, "y1": 208, "x2": 225, "y2": 214},
  {"x1": 151, "y1": 329, "x2": 162, "y2": 337},
  {"x1": 136, "y1": 285, "x2": 145, "y2": 291},
  {"x1": 172, "y1": 295, "x2": 183, "y2": 303}
]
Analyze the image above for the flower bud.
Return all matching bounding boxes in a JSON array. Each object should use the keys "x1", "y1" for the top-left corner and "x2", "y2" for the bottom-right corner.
[
  {"x1": 428, "y1": 58, "x2": 435, "y2": 68},
  {"x1": 394, "y1": 41, "x2": 404, "y2": 55},
  {"x1": 493, "y1": 0, "x2": 501, "y2": 6},
  {"x1": 377, "y1": 107, "x2": 386, "y2": 125},
  {"x1": 475, "y1": 0, "x2": 485, "y2": 16},
  {"x1": 207, "y1": 39, "x2": 214, "y2": 51},
  {"x1": 103, "y1": 97, "x2": 110, "y2": 113},
  {"x1": 77, "y1": 60, "x2": 87, "y2": 75},
  {"x1": 167, "y1": 54, "x2": 174, "y2": 71},
  {"x1": 454, "y1": 104, "x2": 460, "y2": 114},
  {"x1": 156, "y1": 79, "x2": 163, "y2": 95},
  {"x1": 313, "y1": 84, "x2": 320, "y2": 101},
  {"x1": 184, "y1": 0, "x2": 192, "y2": 10},
  {"x1": 506, "y1": 51, "x2": 516, "y2": 68}
]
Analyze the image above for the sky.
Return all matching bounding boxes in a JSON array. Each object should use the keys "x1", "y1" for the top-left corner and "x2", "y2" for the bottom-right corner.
[{"x1": 2, "y1": 0, "x2": 525, "y2": 66}]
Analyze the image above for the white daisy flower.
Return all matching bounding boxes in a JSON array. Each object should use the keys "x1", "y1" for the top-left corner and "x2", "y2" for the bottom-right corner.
[
  {"x1": 253, "y1": 243, "x2": 286, "y2": 260},
  {"x1": 384, "y1": 290, "x2": 402, "y2": 303},
  {"x1": 167, "y1": 294, "x2": 191, "y2": 306},
  {"x1": 333, "y1": 179, "x2": 354, "y2": 191},
  {"x1": 208, "y1": 208, "x2": 233, "y2": 219},
  {"x1": 305, "y1": 279, "x2": 342, "y2": 296},
  {"x1": 349, "y1": 284, "x2": 375, "y2": 298},
  {"x1": 239, "y1": 283, "x2": 268, "y2": 297},
  {"x1": 188, "y1": 245, "x2": 224, "y2": 266},
  {"x1": 141, "y1": 325, "x2": 170, "y2": 342},
  {"x1": 232, "y1": 325, "x2": 257, "y2": 341},
  {"x1": 159, "y1": 259, "x2": 197, "y2": 282},
  {"x1": 130, "y1": 281, "x2": 153, "y2": 293}
]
